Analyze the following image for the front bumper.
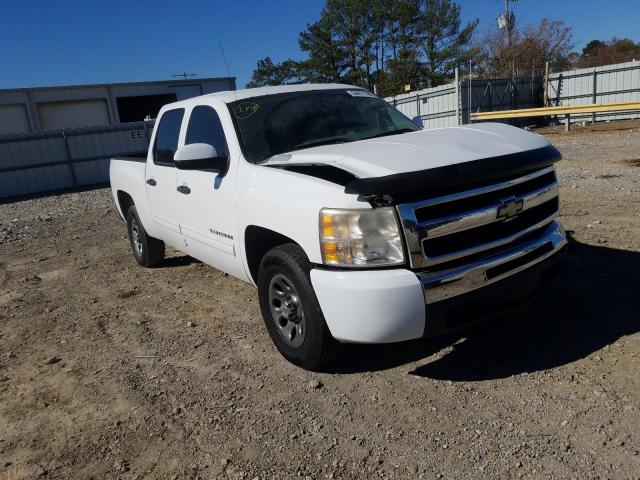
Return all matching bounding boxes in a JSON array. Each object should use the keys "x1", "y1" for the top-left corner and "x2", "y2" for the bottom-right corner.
[
  {"x1": 423, "y1": 239, "x2": 567, "y2": 338},
  {"x1": 310, "y1": 268, "x2": 426, "y2": 343},
  {"x1": 418, "y1": 221, "x2": 567, "y2": 304},
  {"x1": 310, "y1": 221, "x2": 567, "y2": 344}
]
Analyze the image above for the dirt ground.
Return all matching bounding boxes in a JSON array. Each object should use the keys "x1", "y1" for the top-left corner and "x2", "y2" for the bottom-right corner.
[{"x1": 1, "y1": 123, "x2": 639, "y2": 480}]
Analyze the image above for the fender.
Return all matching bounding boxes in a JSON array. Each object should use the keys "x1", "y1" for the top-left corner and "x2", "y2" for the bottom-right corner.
[{"x1": 237, "y1": 162, "x2": 367, "y2": 267}]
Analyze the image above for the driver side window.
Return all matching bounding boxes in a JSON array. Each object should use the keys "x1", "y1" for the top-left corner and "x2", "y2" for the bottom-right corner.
[
  {"x1": 186, "y1": 106, "x2": 229, "y2": 156},
  {"x1": 153, "y1": 108, "x2": 184, "y2": 166}
]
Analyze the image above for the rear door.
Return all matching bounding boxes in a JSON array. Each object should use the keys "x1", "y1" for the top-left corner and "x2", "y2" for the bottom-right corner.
[
  {"x1": 145, "y1": 108, "x2": 184, "y2": 248},
  {"x1": 175, "y1": 105, "x2": 242, "y2": 277}
]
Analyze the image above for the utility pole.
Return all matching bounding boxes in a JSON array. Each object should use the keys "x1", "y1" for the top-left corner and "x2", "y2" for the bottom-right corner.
[
  {"x1": 468, "y1": 59, "x2": 472, "y2": 123},
  {"x1": 498, "y1": 0, "x2": 517, "y2": 77},
  {"x1": 172, "y1": 72, "x2": 197, "y2": 81},
  {"x1": 454, "y1": 67, "x2": 460, "y2": 125},
  {"x1": 543, "y1": 61, "x2": 549, "y2": 107},
  {"x1": 504, "y1": 0, "x2": 513, "y2": 45},
  {"x1": 507, "y1": 0, "x2": 514, "y2": 78}
]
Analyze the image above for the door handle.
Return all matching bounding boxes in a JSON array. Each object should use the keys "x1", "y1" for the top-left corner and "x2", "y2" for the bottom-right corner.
[
  {"x1": 177, "y1": 185, "x2": 191, "y2": 195},
  {"x1": 146, "y1": 178, "x2": 157, "y2": 186}
]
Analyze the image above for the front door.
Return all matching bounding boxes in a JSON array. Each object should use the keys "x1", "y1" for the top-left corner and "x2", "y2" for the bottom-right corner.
[
  {"x1": 175, "y1": 105, "x2": 242, "y2": 278},
  {"x1": 145, "y1": 108, "x2": 184, "y2": 248}
]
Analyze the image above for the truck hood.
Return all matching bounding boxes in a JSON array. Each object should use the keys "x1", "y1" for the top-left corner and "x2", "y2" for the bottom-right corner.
[
  {"x1": 262, "y1": 122, "x2": 561, "y2": 198},
  {"x1": 261, "y1": 122, "x2": 552, "y2": 179}
]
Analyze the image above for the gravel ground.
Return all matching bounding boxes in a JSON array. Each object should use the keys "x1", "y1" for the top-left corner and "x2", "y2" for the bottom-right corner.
[{"x1": 0, "y1": 125, "x2": 639, "y2": 480}]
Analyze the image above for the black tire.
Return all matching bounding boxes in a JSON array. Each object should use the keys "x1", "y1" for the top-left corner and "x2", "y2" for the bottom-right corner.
[
  {"x1": 126, "y1": 205, "x2": 165, "y2": 267},
  {"x1": 257, "y1": 243, "x2": 342, "y2": 370}
]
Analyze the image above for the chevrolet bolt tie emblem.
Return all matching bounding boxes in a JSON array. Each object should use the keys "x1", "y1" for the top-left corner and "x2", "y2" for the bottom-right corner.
[{"x1": 497, "y1": 196, "x2": 524, "y2": 221}]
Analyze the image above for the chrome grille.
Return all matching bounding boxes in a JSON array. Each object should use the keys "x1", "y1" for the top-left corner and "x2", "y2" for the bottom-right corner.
[{"x1": 397, "y1": 166, "x2": 559, "y2": 269}]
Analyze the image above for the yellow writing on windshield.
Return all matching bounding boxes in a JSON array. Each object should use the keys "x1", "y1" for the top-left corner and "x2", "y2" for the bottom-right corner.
[{"x1": 234, "y1": 102, "x2": 260, "y2": 119}]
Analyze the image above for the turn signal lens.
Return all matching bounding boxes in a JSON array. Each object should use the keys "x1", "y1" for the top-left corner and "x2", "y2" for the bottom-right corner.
[{"x1": 319, "y1": 208, "x2": 404, "y2": 267}]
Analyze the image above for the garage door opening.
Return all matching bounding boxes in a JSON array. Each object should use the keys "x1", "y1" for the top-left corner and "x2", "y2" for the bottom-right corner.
[
  {"x1": 0, "y1": 104, "x2": 30, "y2": 134},
  {"x1": 38, "y1": 99, "x2": 110, "y2": 130},
  {"x1": 116, "y1": 94, "x2": 178, "y2": 123}
]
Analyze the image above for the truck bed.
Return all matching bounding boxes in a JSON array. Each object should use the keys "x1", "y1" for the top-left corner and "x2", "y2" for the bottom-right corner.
[
  {"x1": 111, "y1": 154, "x2": 147, "y2": 163},
  {"x1": 109, "y1": 156, "x2": 148, "y2": 221}
]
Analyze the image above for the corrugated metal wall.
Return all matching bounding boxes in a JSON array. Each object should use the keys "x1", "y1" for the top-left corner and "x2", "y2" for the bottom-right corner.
[
  {"x1": 387, "y1": 61, "x2": 640, "y2": 128},
  {"x1": 548, "y1": 60, "x2": 640, "y2": 122},
  {"x1": 0, "y1": 122, "x2": 152, "y2": 199},
  {"x1": 386, "y1": 83, "x2": 458, "y2": 129}
]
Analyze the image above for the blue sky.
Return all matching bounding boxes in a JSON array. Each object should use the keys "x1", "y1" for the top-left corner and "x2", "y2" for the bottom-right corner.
[{"x1": 1, "y1": 0, "x2": 638, "y2": 89}]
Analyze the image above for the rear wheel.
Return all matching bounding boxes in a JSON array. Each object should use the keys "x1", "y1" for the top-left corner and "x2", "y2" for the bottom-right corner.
[
  {"x1": 126, "y1": 206, "x2": 165, "y2": 267},
  {"x1": 258, "y1": 244, "x2": 342, "y2": 370}
]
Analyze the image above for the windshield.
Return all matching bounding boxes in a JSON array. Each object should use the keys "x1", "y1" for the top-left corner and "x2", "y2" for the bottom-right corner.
[{"x1": 228, "y1": 89, "x2": 420, "y2": 163}]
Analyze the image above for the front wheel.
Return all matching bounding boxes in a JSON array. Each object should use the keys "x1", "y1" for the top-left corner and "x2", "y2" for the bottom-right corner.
[{"x1": 257, "y1": 244, "x2": 342, "y2": 370}]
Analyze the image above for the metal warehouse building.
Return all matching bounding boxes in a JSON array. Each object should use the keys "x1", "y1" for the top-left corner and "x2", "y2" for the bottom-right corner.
[
  {"x1": 0, "y1": 77, "x2": 235, "y2": 199},
  {"x1": 0, "y1": 77, "x2": 235, "y2": 134}
]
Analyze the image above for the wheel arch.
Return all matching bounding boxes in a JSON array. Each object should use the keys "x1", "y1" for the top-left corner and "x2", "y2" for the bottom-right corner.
[
  {"x1": 116, "y1": 190, "x2": 135, "y2": 221},
  {"x1": 244, "y1": 225, "x2": 301, "y2": 284}
]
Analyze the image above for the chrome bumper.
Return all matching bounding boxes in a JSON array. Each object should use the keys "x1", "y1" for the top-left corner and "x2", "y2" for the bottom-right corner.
[{"x1": 418, "y1": 221, "x2": 567, "y2": 304}]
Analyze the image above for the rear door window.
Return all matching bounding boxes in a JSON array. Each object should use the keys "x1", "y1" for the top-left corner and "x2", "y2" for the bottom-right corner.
[
  {"x1": 186, "y1": 106, "x2": 229, "y2": 156},
  {"x1": 153, "y1": 108, "x2": 185, "y2": 165}
]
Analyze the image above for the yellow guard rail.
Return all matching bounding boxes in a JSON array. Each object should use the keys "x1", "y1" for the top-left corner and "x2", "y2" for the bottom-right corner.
[{"x1": 470, "y1": 100, "x2": 640, "y2": 131}]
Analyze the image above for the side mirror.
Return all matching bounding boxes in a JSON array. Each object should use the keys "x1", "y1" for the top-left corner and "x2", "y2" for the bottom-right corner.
[
  {"x1": 411, "y1": 116, "x2": 424, "y2": 129},
  {"x1": 174, "y1": 143, "x2": 229, "y2": 172}
]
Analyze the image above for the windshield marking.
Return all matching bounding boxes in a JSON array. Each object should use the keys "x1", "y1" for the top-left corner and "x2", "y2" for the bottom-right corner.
[{"x1": 234, "y1": 102, "x2": 261, "y2": 119}]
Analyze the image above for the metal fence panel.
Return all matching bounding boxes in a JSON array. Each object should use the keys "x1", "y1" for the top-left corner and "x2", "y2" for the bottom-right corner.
[
  {"x1": 460, "y1": 76, "x2": 544, "y2": 126},
  {"x1": 0, "y1": 121, "x2": 153, "y2": 200},
  {"x1": 385, "y1": 76, "x2": 544, "y2": 129},
  {"x1": 385, "y1": 83, "x2": 458, "y2": 129},
  {"x1": 0, "y1": 137, "x2": 67, "y2": 170},
  {"x1": 387, "y1": 61, "x2": 640, "y2": 129},
  {"x1": 0, "y1": 164, "x2": 75, "y2": 198},
  {"x1": 548, "y1": 60, "x2": 640, "y2": 122},
  {"x1": 72, "y1": 159, "x2": 111, "y2": 186}
]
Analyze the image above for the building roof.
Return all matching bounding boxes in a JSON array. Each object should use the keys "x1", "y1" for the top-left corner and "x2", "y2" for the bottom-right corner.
[{"x1": 0, "y1": 76, "x2": 236, "y2": 93}]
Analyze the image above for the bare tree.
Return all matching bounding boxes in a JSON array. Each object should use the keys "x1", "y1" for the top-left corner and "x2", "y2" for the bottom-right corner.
[{"x1": 475, "y1": 18, "x2": 573, "y2": 78}]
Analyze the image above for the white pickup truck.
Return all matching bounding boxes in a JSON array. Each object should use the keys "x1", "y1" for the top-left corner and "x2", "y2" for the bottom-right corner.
[{"x1": 110, "y1": 83, "x2": 567, "y2": 370}]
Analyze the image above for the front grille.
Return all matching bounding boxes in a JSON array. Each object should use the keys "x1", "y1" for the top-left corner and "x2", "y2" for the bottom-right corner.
[
  {"x1": 424, "y1": 197, "x2": 558, "y2": 258},
  {"x1": 413, "y1": 171, "x2": 556, "y2": 222},
  {"x1": 396, "y1": 165, "x2": 559, "y2": 269}
]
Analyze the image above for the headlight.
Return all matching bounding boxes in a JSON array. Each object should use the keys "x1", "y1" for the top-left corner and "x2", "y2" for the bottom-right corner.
[{"x1": 319, "y1": 207, "x2": 405, "y2": 267}]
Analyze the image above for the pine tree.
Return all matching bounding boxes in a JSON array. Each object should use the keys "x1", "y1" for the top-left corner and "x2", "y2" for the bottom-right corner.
[{"x1": 247, "y1": 0, "x2": 478, "y2": 96}]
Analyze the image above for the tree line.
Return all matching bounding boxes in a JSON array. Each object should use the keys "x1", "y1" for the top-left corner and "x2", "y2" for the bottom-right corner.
[
  {"x1": 247, "y1": 0, "x2": 640, "y2": 97},
  {"x1": 574, "y1": 38, "x2": 640, "y2": 68},
  {"x1": 247, "y1": 0, "x2": 477, "y2": 97}
]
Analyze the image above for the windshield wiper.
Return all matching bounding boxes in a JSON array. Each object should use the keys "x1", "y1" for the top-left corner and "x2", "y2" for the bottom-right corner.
[
  {"x1": 361, "y1": 128, "x2": 417, "y2": 141},
  {"x1": 290, "y1": 137, "x2": 352, "y2": 150}
]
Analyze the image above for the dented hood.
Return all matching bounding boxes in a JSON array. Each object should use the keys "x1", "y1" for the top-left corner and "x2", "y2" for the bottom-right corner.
[
  {"x1": 262, "y1": 123, "x2": 553, "y2": 178},
  {"x1": 262, "y1": 123, "x2": 561, "y2": 198}
]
